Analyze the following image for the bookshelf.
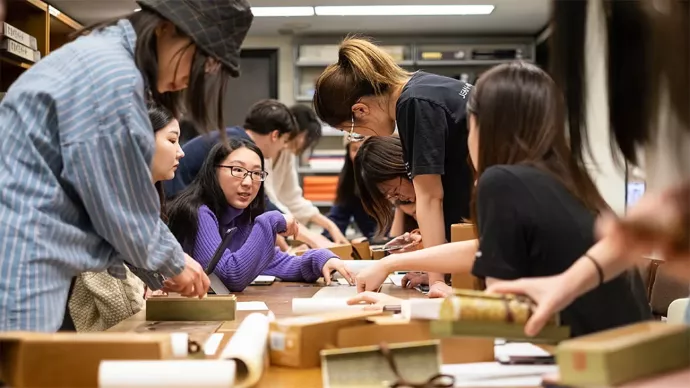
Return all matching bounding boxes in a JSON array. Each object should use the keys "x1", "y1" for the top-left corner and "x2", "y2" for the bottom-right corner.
[
  {"x1": 293, "y1": 37, "x2": 535, "y2": 210},
  {"x1": 1, "y1": 0, "x2": 82, "y2": 93}
]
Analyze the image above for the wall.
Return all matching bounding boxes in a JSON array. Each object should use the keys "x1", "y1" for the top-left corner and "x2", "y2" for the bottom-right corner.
[
  {"x1": 242, "y1": 35, "x2": 295, "y2": 106},
  {"x1": 584, "y1": 0, "x2": 626, "y2": 214}
]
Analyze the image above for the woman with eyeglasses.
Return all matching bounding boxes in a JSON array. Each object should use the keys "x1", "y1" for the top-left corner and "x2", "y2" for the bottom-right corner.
[
  {"x1": 0, "y1": 0, "x2": 254, "y2": 331},
  {"x1": 313, "y1": 38, "x2": 475, "y2": 295},
  {"x1": 166, "y1": 139, "x2": 355, "y2": 292}
]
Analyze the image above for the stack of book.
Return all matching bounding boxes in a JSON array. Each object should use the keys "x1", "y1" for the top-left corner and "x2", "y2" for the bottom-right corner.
[{"x1": 0, "y1": 21, "x2": 41, "y2": 64}]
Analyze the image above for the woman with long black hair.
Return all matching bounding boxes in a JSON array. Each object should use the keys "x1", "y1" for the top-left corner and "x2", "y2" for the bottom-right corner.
[
  {"x1": 0, "y1": 0, "x2": 253, "y2": 331},
  {"x1": 167, "y1": 139, "x2": 354, "y2": 291},
  {"x1": 487, "y1": 0, "x2": 690, "y2": 334}
]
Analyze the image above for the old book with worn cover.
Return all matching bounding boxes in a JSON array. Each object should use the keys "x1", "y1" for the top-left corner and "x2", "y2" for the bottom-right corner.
[
  {"x1": 431, "y1": 290, "x2": 570, "y2": 343},
  {"x1": 557, "y1": 322, "x2": 690, "y2": 387},
  {"x1": 321, "y1": 340, "x2": 443, "y2": 388},
  {"x1": 145, "y1": 295, "x2": 237, "y2": 321}
]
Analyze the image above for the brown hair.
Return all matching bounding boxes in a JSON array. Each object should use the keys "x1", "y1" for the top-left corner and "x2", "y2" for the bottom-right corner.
[
  {"x1": 313, "y1": 37, "x2": 411, "y2": 127},
  {"x1": 469, "y1": 62, "x2": 607, "y2": 218},
  {"x1": 353, "y1": 136, "x2": 409, "y2": 236},
  {"x1": 77, "y1": 9, "x2": 232, "y2": 134},
  {"x1": 551, "y1": 0, "x2": 689, "y2": 167}
]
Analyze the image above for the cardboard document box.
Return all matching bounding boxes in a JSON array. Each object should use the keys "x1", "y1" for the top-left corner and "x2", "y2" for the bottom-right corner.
[
  {"x1": 0, "y1": 22, "x2": 38, "y2": 50},
  {"x1": 145, "y1": 294, "x2": 237, "y2": 321},
  {"x1": 449, "y1": 223, "x2": 481, "y2": 290},
  {"x1": 297, "y1": 244, "x2": 354, "y2": 260},
  {"x1": 557, "y1": 321, "x2": 690, "y2": 387},
  {"x1": 351, "y1": 240, "x2": 372, "y2": 260},
  {"x1": 336, "y1": 318, "x2": 494, "y2": 364},
  {"x1": 268, "y1": 310, "x2": 381, "y2": 368},
  {"x1": 321, "y1": 340, "x2": 443, "y2": 388},
  {"x1": 0, "y1": 332, "x2": 173, "y2": 388}
]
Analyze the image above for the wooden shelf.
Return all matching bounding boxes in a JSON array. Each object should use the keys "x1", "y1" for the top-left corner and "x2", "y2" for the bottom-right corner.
[
  {"x1": 26, "y1": 0, "x2": 48, "y2": 12},
  {"x1": 0, "y1": 56, "x2": 32, "y2": 69},
  {"x1": 2, "y1": 0, "x2": 82, "y2": 91}
]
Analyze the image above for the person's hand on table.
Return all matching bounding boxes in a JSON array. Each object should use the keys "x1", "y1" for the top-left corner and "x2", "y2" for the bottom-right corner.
[
  {"x1": 401, "y1": 272, "x2": 428, "y2": 288},
  {"x1": 486, "y1": 274, "x2": 575, "y2": 337},
  {"x1": 347, "y1": 291, "x2": 403, "y2": 310},
  {"x1": 280, "y1": 214, "x2": 300, "y2": 239},
  {"x1": 322, "y1": 258, "x2": 355, "y2": 286},
  {"x1": 355, "y1": 260, "x2": 391, "y2": 292},
  {"x1": 328, "y1": 226, "x2": 350, "y2": 245},
  {"x1": 384, "y1": 231, "x2": 422, "y2": 254},
  {"x1": 428, "y1": 281, "x2": 453, "y2": 298},
  {"x1": 597, "y1": 181, "x2": 690, "y2": 262},
  {"x1": 162, "y1": 253, "x2": 210, "y2": 298}
]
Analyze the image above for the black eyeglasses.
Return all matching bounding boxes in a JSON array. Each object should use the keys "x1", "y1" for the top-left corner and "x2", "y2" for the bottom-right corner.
[{"x1": 216, "y1": 165, "x2": 268, "y2": 182}]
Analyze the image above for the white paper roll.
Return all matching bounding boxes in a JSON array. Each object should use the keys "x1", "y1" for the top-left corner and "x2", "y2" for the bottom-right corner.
[
  {"x1": 218, "y1": 313, "x2": 269, "y2": 388},
  {"x1": 400, "y1": 298, "x2": 445, "y2": 320},
  {"x1": 291, "y1": 298, "x2": 368, "y2": 315},
  {"x1": 98, "y1": 360, "x2": 235, "y2": 388},
  {"x1": 169, "y1": 333, "x2": 189, "y2": 358}
]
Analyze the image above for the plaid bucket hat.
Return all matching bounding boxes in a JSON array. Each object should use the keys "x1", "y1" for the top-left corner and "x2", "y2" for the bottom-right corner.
[{"x1": 136, "y1": 0, "x2": 253, "y2": 77}]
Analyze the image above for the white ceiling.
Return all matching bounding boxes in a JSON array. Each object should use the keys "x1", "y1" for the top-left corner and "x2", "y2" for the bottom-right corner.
[{"x1": 47, "y1": 0, "x2": 550, "y2": 36}]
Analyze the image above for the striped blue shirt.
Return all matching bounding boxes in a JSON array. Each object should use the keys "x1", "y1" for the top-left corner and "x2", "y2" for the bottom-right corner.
[{"x1": 0, "y1": 20, "x2": 185, "y2": 331}]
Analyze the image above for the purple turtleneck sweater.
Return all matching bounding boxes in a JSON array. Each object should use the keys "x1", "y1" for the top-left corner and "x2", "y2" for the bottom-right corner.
[{"x1": 190, "y1": 205, "x2": 335, "y2": 292}]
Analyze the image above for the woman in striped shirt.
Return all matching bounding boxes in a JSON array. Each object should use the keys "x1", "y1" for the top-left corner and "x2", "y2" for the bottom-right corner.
[{"x1": 0, "y1": 0, "x2": 253, "y2": 331}]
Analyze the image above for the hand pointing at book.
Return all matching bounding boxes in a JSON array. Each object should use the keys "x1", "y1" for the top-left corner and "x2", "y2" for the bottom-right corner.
[
  {"x1": 163, "y1": 254, "x2": 211, "y2": 298},
  {"x1": 280, "y1": 214, "x2": 299, "y2": 240}
]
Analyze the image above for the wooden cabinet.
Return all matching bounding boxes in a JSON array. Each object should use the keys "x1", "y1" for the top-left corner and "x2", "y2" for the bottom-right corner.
[{"x1": 1, "y1": 0, "x2": 82, "y2": 92}]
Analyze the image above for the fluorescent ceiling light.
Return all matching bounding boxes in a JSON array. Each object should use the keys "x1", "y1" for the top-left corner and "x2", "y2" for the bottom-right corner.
[
  {"x1": 251, "y1": 7, "x2": 315, "y2": 17},
  {"x1": 315, "y1": 5, "x2": 494, "y2": 16}
]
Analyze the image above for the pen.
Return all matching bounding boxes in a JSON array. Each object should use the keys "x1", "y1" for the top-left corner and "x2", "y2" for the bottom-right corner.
[{"x1": 205, "y1": 227, "x2": 238, "y2": 275}]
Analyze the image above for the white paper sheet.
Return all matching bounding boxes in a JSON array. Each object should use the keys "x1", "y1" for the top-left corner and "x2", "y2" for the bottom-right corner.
[
  {"x1": 292, "y1": 298, "x2": 369, "y2": 315},
  {"x1": 389, "y1": 274, "x2": 405, "y2": 287},
  {"x1": 99, "y1": 360, "x2": 236, "y2": 388},
  {"x1": 336, "y1": 260, "x2": 376, "y2": 276},
  {"x1": 441, "y1": 362, "x2": 557, "y2": 387},
  {"x1": 312, "y1": 286, "x2": 359, "y2": 298},
  {"x1": 494, "y1": 343, "x2": 551, "y2": 359},
  {"x1": 237, "y1": 301, "x2": 269, "y2": 311},
  {"x1": 336, "y1": 278, "x2": 354, "y2": 286},
  {"x1": 218, "y1": 313, "x2": 269, "y2": 388},
  {"x1": 209, "y1": 274, "x2": 230, "y2": 295}
]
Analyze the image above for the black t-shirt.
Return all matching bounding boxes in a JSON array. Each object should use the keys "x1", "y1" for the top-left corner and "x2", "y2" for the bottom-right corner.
[
  {"x1": 472, "y1": 165, "x2": 651, "y2": 337},
  {"x1": 396, "y1": 71, "x2": 474, "y2": 241}
]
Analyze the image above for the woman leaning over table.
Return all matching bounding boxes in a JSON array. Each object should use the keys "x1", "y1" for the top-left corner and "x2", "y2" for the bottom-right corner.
[
  {"x1": 350, "y1": 62, "x2": 651, "y2": 337},
  {"x1": 313, "y1": 38, "x2": 475, "y2": 296},
  {"x1": 0, "y1": 0, "x2": 253, "y2": 331},
  {"x1": 66, "y1": 104, "x2": 185, "y2": 332},
  {"x1": 487, "y1": 0, "x2": 690, "y2": 335}
]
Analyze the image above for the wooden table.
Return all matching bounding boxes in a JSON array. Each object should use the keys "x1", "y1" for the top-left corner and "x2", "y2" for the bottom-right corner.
[{"x1": 109, "y1": 282, "x2": 424, "y2": 387}]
